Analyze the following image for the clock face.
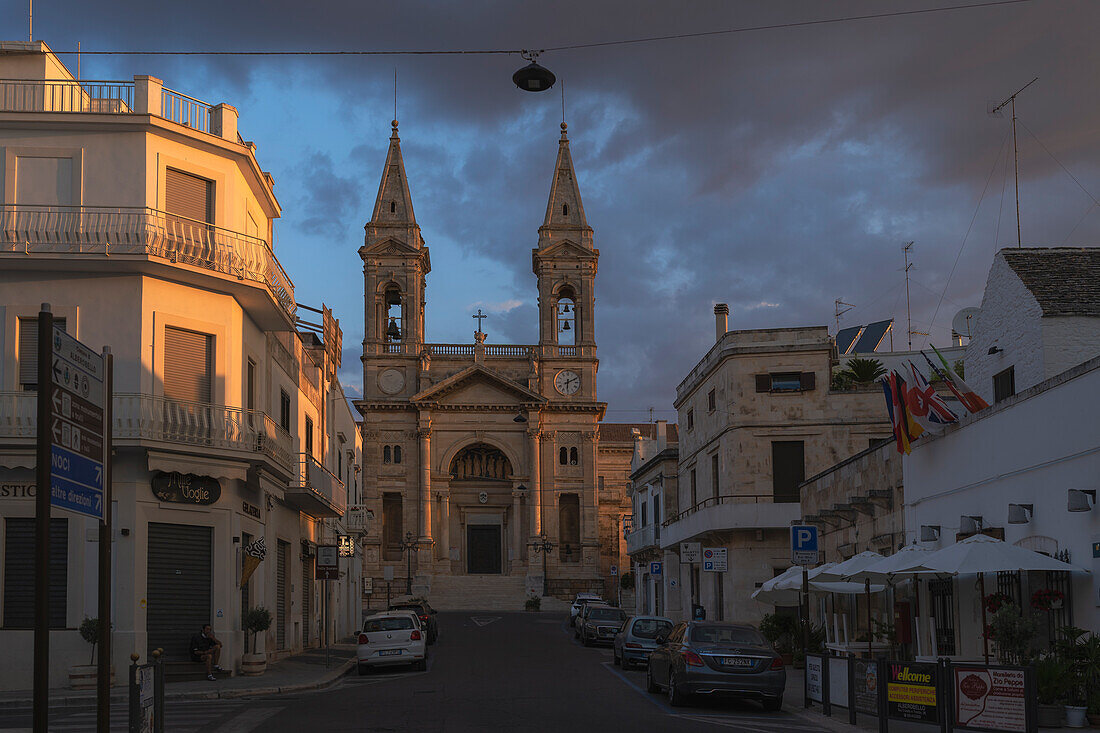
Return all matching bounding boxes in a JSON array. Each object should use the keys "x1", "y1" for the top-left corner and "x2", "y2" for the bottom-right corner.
[{"x1": 555, "y1": 370, "x2": 581, "y2": 396}]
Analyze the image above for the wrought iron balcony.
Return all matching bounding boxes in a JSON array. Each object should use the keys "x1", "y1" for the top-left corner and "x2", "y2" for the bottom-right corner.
[
  {"x1": 288, "y1": 453, "x2": 346, "y2": 518},
  {"x1": 0, "y1": 205, "x2": 295, "y2": 321}
]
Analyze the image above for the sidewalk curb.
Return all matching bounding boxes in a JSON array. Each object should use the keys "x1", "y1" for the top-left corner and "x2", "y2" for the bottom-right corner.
[{"x1": 164, "y1": 658, "x2": 355, "y2": 700}]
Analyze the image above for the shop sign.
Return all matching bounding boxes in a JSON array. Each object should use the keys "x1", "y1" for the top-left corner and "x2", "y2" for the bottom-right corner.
[
  {"x1": 852, "y1": 659, "x2": 879, "y2": 716},
  {"x1": 806, "y1": 654, "x2": 824, "y2": 703},
  {"x1": 680, "y1": 542, "x2": 701, "y2": 564},
  {"x1": 338, "y1": 534, "x2": 355, "y2": 557},
  {"x1": 151, "y1": 472, "x2": 221, "y2": 505},
  {"x1": 953, "y1": 666, "x2": 1026, "y2": 732},
  {"x1": 0, "y1": 483, "x2": 36, "y2": 498},
  {"x1": 887, "y1": 662, "x2": 938, "y2": 724},
  {"x1": 242, "y1": 500, "x2": 261, "y2": 519}
]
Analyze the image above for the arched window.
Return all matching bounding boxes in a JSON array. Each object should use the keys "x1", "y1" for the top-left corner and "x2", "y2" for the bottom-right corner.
[
  {"x1": 569, "y1": 447, "x2": 579, "y2": 465},
  {"x1": 559, "y1": 447, "x2": 568, "y2": 465},
  {"x1": 556, "y1": 285, "x2": 576, "y2": 346},
  {"x1": 383, "y1": 445, "x2": 391, "y2": 464},
  {"x1": 562, "y1": 203, "x2": 569, "y2": 216},
  {"x1": 559, "y1": 494, "x2": 580, "y2": 562},
  {"x1": 384, "y1": 286, "x2": 403, "y2": 343},
  {"x1": 393, "y1": 445, "x2": 402, "y2": 464},
  {"x1": 390, "y1": 201, "x2": 396, "y2": 213}
]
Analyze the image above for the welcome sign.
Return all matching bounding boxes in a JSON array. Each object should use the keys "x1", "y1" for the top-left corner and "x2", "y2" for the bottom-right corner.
[{"x1": 887, "y1": 662, "x2": 938, "y2": 724}]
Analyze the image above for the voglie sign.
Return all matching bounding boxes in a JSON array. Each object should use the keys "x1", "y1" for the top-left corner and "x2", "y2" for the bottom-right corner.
[{"x1": 151, "y1": 472, "x2": 221, "y2": 505}]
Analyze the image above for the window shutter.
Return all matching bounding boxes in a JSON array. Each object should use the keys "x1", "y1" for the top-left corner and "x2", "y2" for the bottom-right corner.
[
  {"x1": 800, "y1": 371, "x2": 816, "y2": 391},
  {"x1": 18, "y1": 318, "x2": 66, "y2": 389},
  {"x1": 163, "y1": 327, "x2": 212, "y2": 403},
  {"x1": 755, "y1": 374, "x2": 771, "y2": 392},
  {"x1": 165, "y1": 169, "x2": 212, "y2": 223}
]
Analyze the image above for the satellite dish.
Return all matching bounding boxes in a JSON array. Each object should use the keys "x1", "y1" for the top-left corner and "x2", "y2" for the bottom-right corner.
[{"x1": 951, "y1": 307, "x2": 981, "y2": 339}]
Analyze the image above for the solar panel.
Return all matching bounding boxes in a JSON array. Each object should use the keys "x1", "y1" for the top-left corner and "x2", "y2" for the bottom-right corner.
[
  {"x1": 852, "y1": 319, "x2": 893, "y2": 353},
  {"x1": 835, "y1": 326, "x2": 862, "y2": 355}
]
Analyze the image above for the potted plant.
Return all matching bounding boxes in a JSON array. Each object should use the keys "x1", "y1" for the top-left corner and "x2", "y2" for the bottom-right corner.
[
  {"x1": 1035, "y1": 654, "x2": 1068, "y2": 727},
  {"x1": 1031, "y1": 588, "x2": 1065, "y2": 612},
  {"x1": 524, "y1": 594, "x2": 542, "y2": 612},
  {"x1": 760, "y1": 613, "x2": 798, "y2": 665},
  {"x1": 242, "y1": 606, "x2": 273, "y2": 676},
  {"x1": 989, "y1": 603, "x2": 1039, "y2": 666},
  {"x1": 69, "y1": 617, "x2": 115, "y2": 689},
  {"x1": 1056, "y1": 627, "x2": 1091, "y2": 727},
  {"x1": 619, "y1": 572, "x2": 634, "y2": 591}
]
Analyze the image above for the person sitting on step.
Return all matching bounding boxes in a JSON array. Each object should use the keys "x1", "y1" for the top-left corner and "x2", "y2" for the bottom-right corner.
[{"x1": 189, "y1": 624, "x2": 223, "y2": 681}]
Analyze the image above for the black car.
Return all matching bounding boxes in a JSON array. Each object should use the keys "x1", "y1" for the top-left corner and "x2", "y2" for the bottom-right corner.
[
  {"x1": 646, "y1": 621, "x2": 785, "y2": 709},
  {"x1": 578, "y1": 606, "x2": 627, "y2": 647},
  {"x1": 388, "y1": 601, "x2": 439, "y2": 644}
]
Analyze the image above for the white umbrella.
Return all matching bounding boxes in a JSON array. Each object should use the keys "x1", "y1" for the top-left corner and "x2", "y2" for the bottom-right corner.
[
  {"x1": 814, "y1": 551, "x2": 884, "y2": 582},
  {"x1": 844, "y1": 544, "x2": 935, "y2": 583},
  {"x1": 751, "y1": 566, "x2": 804, "y2": 606},
  {"x1": 903, "y1": 534, "x2": 1083, "y2": 662}
]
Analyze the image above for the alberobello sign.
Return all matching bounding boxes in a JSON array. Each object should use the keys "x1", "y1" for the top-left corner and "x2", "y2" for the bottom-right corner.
[{"x1": 151, "y1": 472, "x2": 221, "y2": 505}]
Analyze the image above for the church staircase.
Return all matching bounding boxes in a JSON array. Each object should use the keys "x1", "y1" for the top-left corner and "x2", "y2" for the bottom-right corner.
[{"x1": 424, "y1": 575, "x2": 571, "y2": 612}]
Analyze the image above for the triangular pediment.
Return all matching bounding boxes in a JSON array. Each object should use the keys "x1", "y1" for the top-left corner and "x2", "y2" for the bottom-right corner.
[
  {"x1": 361, "y1": 237, "x2": 421, "y2": 257},
  {"x1": 411, "y1": 364, "x2": 546, "y2": 406},
  {"x1": 536, "y1": 238, "x2": 597, "y2": 260}
]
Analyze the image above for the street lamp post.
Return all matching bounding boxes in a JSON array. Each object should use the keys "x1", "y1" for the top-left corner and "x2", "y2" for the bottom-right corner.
[
  {"x1": 399, "y1": 531, "x2": 419, "y2": 595},
  {"x1": 529, "y1": 534, "x2": 555, "y2": 597}
]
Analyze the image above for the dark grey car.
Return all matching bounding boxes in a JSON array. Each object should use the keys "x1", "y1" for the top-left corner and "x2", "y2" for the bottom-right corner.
[
  {"x1": 645, "y1": 622, "x2": 785, "y2": 709},
  {"x1": 578, "y1": 606, "x2": 627, "y2": 647}
]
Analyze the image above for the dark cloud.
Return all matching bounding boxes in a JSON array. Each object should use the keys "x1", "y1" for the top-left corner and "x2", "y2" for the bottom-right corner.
[{"x1": 24, "y1": 0, "x2": 1100, "y2": 416}]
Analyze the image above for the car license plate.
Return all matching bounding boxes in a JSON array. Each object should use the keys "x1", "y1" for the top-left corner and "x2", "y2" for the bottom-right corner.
[
  {"x1": 378, "y1": 649, "x2": 402, "y2": 656},
  {"x1": 720, "y1": 657, "x2": 754, "y2": 667}
]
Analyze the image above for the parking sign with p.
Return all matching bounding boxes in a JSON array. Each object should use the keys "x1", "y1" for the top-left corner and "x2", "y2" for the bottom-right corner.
[{"x1": 791, "y1": 525, "x2": 818, "y2": 566}]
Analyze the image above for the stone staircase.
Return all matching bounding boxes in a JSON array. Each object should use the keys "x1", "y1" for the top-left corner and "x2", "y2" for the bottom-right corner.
[{"x1": 423, "y1": 575, "x2": 570, "y2": 612}]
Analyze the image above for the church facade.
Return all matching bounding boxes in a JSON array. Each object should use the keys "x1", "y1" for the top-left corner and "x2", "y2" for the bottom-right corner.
[{"x1": 355, "y1": 121, "x2": 637, "y2": 607}]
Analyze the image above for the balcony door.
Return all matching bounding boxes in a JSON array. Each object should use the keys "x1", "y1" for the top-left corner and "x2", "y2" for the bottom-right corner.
[
  {"x1": 163, "y1": 326, "x2": 213, "y2": 444},
  {"x1": 165, "y1": 168, "x2": 214, "y2": 262}
]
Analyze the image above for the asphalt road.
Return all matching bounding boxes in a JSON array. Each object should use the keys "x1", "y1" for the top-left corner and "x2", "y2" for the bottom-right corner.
[{"x1": 253, "y1": 611, "x2": 827, "y2": 733}]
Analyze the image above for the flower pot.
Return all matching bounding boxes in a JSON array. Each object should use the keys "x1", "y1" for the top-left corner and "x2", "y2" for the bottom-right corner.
[
  {"x1": 1037, "y1": 704, "x2": 1063, "y2": 728},
  {"x1": 240, "y1": 653, "x2": 267, "y2": 677},
  {"x1": 68, "y1": 664, "x2": 116, "y2": 690},
  {"x1": 1064, "y1": 705, "x2": 1087, "y2": 728},
  {"x1": 1050, "y1": 598, "x2": 1064, "y2": 610}
]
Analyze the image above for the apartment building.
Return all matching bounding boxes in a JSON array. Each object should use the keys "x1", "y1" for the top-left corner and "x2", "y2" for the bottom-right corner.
[
  {"x1": 625, "y1": 421, "x2": 678, "y2": 616},
  {"x1": 661, "y1": 305, "x2": 890, "y2": 623},
  {"x1": 0, "y1": 41, "x2": 360, "y2": 689}
]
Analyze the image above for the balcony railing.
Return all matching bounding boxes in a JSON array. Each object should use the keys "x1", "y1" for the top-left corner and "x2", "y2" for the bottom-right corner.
[
  {"x1": 0, "y1": 205, "x2": 295, "y2": 320},
  {"x1": 0, "y1": 79, "x2": 134, "y2": 113},
  {"x1": 660, "y1": 493, "x2": 801, "y2": 548},
  {"x1": 288, "y1": 453, "x2": 346, "y2": 518},
  {"x1": 160, "y1": 87, "x2": 210, "y2": 133},
  {"x1": 664, "y1": 494, "x2": 778, "y2": 527},
  {"x1": 0, "y1": 392, "x2": 294, "y2": 474},
  {"x1": 625, "y1": 523, "x2": 658, "y2": 555}
]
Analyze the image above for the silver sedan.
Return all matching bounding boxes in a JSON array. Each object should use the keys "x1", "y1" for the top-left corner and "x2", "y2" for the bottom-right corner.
[{"x1": 613, "y1": 615, "x2": 674, "y2": 669}]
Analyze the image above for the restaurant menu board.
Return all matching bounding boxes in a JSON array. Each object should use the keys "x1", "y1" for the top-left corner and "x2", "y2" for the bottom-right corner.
[
  {"x1": 852, "y1": 659, "x2": 879, "y2": 715},
  {"x1": 953, "y1": 666, "x2": 1027, "y2": 732},
  {"x1": 887, "y1": 662, "x2": 939, "y2": 724},
  {"x1": 806, "y1": 655, "x2": 824, "y2": 703}
]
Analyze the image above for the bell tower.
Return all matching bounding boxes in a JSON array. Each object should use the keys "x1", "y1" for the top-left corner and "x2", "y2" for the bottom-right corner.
[
  {"x1": 360, "y1": 120, "x2": 430, "y2": 365},
  {"x1": 534, "y1": 122, "x2": 598, "y2": 356}
]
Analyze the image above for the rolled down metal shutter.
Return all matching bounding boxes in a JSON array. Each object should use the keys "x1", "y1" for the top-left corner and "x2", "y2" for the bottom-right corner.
[
  {"x1": 147, "y1": 522, "x2": 212, "y2": 659},
  {"x1": 301, "y1": 557, "x2": 312, "y2": 647},
  {"x1": 165, "y1": 168, "x2": 212, "y2": 223},
  {"x1": 18, "y1": 318, "x2": 65, "y2": 389},
  {"x1": 3, "y1": 517, "x2": 67, "y2": 628},
  {"x1": 276, "y1": 540, "x2": 288, "y2": 649},
  {"x1": 163, "y1": 327, "x2": 212, "y2": 404}
]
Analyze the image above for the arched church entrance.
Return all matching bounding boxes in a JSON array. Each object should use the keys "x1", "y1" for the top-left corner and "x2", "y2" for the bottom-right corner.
[{"x1": 449, "y1": 443, "x2": 513, "y2": 575}]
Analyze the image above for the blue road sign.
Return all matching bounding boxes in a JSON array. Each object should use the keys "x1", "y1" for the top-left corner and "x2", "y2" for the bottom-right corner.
[
  {"x1": 791, "y1": 525, "x2": 819, "y2": 566},
  {"x1": 51, "y1": 475, "x2": 103, "y2": 518},
  {"x1": 51, "y1": 446, "x2": 102, "y2": 491},
  {"x1": 650, "y1": 561, "x2": 662, "y2": 576}
]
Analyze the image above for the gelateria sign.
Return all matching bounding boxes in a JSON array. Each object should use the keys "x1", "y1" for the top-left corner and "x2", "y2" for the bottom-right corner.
[{"x1": 152, "y1": 472, "x2": 221, "y2": 505}]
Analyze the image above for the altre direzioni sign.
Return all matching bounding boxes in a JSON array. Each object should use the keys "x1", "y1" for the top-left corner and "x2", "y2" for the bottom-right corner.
[{"x1": 151, "y1": 472, "x2": 221, "y2": 505}]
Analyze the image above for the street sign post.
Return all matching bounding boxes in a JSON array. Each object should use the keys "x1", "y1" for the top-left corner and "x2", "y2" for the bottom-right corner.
[
  {"x1": 49, "y1": 326, "x2": 106, "y2": 520},
  {"x1": 702, "y1": 547, "x2": 728, "y2": 572},
  {"x1": 649, "y1": 561, "x2": 662, "y2": 576},
  {"x1": 791, "y1": 525, "x2": 819, "y2": 566},
  {"x1": 316, "y1": 545, "x2": 339, "y2": 580}
]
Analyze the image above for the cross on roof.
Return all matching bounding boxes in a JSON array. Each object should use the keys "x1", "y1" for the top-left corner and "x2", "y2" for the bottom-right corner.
[{"x1": 472, "y1": 308, "x2": 488, "y2": 333}]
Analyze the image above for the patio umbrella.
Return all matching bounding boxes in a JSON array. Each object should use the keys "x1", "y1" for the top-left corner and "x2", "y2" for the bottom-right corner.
[
  {"x1": 844, "y1": 544, "x2": 938, "y2": 656},
  {"x1": 902, "y1": 534, "x2": 1082, "y2": 662},
  {"x1": 751, "y1": 566, "x2": 804, "y2": 606},
  {"x1": 813, "y1": 552, "x2": 885, "y2": 656}
]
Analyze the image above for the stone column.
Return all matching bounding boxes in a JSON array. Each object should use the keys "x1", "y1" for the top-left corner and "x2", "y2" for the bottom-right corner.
[
  {"x1": 528, "y1": 427, "x2": 542, "y2": 537},
  {"x1": 417, "y1": 423, "x2": 432, "y2": 544},
  {"x1": 582, "y1": 430, "x2": 599, "y2": 565},
  {"x1": 512, "y1": 488, "x2": 525, "y2": 571}
]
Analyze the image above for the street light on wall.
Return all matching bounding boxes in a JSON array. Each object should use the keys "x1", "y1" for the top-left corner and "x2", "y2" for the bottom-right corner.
[
  {"x1": 1068, "y1": 489, "x2": 1096, "y2": 513},
  {"x1": 1007, "y1": 504, "x2": 1033, "y2": 524}
]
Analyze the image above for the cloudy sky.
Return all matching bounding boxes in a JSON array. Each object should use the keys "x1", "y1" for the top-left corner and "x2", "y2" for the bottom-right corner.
[{"x1": 12, "y1": 0, "x2": 1098, "y2": 421}]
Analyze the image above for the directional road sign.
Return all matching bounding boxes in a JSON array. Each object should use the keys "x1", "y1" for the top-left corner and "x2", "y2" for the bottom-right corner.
[
  {"x1": 791, "y1": 525, "x2": 819, "y2": 566},
  {"x1": 680, "y1": 542, "x2": 701, "y2": 564},
  {"x1": 702, "y1": 547, "x2": 728, "y2": 572},
  {"x1": 316, "y1": 545, "x2": 339, "y2": 580},
  {"x1": 49, "y1": 326, "x2": 104, "y2": 520}
]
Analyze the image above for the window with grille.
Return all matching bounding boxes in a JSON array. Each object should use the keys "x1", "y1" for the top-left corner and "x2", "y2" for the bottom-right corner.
[{"x1": 18, "y1": 317, "x2": 66, "y2": 390}]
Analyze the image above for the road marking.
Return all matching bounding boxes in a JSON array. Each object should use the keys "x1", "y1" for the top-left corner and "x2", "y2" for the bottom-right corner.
[
  {"x1": 218, "y1": 705, "x2": 285, "y2": 733},
  {"x1": 470, "y1": 616, "x2": 500, "y2": 626}
]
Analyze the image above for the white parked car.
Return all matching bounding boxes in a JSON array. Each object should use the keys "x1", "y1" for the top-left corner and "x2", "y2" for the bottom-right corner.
[{"x1": 357, "y1": 611, "x2": 427, "y2": 674}]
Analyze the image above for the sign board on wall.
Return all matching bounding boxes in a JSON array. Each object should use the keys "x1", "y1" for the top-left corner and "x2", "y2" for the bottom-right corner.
[
  {"x1": 680, "y1": 542, "x2": 701, "y2": 564},
  {"x1": 887, "y1": 662, "x2": 939, "y2": 724},
  {"x1": 316, "y1": 545, "x2": 339, "y2": 580},
  {"x1": 702, "y1": 547, "x2": 727, "y2": 572},
  {"x1": 649, "y1": 561, "x2": 662, "y2": 576},
  {"x1": 362, "y1": 578, "x2": 373, "y2": 596},
  {"x1": 953, "y1": 666, "x2": 1027, "y2": 732},
  {"x1": 151, "y1": 472, "x2": 221, "y2": 505},
  {"x1": 49, "y1": 326, "x2": 105, "y2": 520}
]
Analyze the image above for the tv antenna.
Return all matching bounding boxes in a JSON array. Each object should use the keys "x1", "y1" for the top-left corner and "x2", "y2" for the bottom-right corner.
[
  {"x1": 903, "y1": 241, "x2": 916, "y2": 350},
  {"x1": 989, "y1": 77, "x2": 1038, "y2": 247},
  {"x1": 834, "y1": 299, "x2": 855, "y2": 333}
]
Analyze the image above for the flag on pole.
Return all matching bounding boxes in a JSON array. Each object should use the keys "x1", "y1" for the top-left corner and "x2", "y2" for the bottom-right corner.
[
  {"x1": 882, "y1": 371, "x2": 924, "y2": 454},
  {"x1": 925, "y1": 346, "x2": 990, "y2": 413},
  {"x1": 903, "y1": 361, "x2": 958, "y2": 431}
]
